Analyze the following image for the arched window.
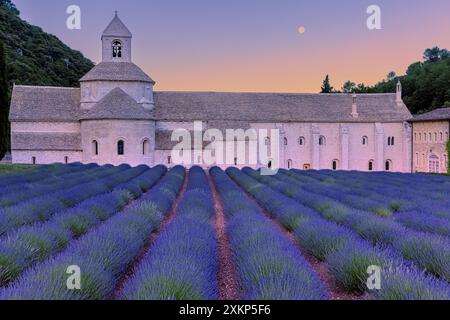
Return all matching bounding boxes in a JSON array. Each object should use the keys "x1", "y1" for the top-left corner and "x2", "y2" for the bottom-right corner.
[
  {"x1": 332, "y1": 160, "x2": 339, "y2": 171},
  {"x1": 287, "y1": 159, "x2": 293, "y2": 169},
  {"x1": 362, "y1": 136, "x2": 368, "y2": 145},
  {"x1": 142, "y1": 139, "x2": 150, "y2": 156},
  {"x1": 414, "y1": 133, "x2": 417, "y2": 142},
  {"x1": 298, "y1": 137, "x2": 305, "y2": 146},
  {"x1": 368, "y1": 160, "x2": 374, "y2": 171},
  {"x1": 283, "y1": 137, "x2": 288, "y2": 146},
  {"x1": 268, "y1": 160, "x2": 273, "y2": 169},
  {"x1": 117, "y1": 140, "x2": 125, "y2": 155},
  {"x1": 32, "y1": 156, "x2": 36, "y2": 165},
  {"x1": 424, "y1": 133, "x2": 427, "y2": 142},
  {"x1": 419, "y1": 133, "x2": 422, "y2": 142},
  {"x1": 440, "y1": 132, "x2": 443, "y2": 141},
  {"x1": 319, "y1": 136, "x2": 326, "y2": 146},
  {"x1": 265, "y1": 137, "x2": 271, "y2": 146},
  {"x1": 64, "y1": 156, "x2": 69, "y2": 164},
  {"x1": 92, "y1": 140, "x2": 99, "y2": 156},
  {"x1": 385, "y1": 160, "x2": 392, "y2": 171},
  {"x1": 429, "y1": 133, "x2": 432, "y2": 142},
  {"x1": 112, "y1": 40, "x2": 122, "y2": 58},
  {"x1": 168, "y1": 156, "x2": 172, "y2": 165}
]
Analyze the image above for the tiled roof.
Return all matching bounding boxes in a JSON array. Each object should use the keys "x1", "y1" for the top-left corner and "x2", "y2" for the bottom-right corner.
[
  {"x1": 102, "y1": 14, "x2": 132, "y2": 38},
  {"x1": 9, "y1": 86, "x2": 81, "y2": 122},
  {"x1": 409, "y1": 108, "x2": 450, "y2": 122},
  {"x1": 10, "y1": 87, "x2": 412, "y2": 124},
  {"x1": 80, "y1": 62, "x2": 155, "y2": 83},
  {"x1": 152, "y1": 92, "x2": 412, "y2": 123},
  {"x1": 11, "y1": 132, "x2": 81, "y2": 151},
  {"x1": 79, "y1": 87, "x2": 154, "y2": 121}
]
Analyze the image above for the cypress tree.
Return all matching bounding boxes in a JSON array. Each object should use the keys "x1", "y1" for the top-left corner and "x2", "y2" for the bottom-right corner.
[{"x1": 0, "y1": 40, "x2": 9, "y2": 160}]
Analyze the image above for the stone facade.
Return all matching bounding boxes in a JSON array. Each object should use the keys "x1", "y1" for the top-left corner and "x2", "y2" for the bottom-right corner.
[
  {"x1": 411, "y1": 120, "x2": 450, "y2": 173},
  {"x1": 9, "y1": 13, "x2": 417, "y2": 173}
]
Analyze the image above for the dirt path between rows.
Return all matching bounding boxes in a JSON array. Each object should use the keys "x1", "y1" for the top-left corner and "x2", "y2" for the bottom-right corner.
[
  {"x1": 207, "y1": 173, "x2": 240, "y2": 300},
  {"x1": 234, "y1": 180, "x2": 364, "y2": 300},
  {"x1": 111, "y1": 171, "x2": 189, "y2": 299},
  {"x1": 267, "y1": 217, "x2": 364, "y2": 300}
]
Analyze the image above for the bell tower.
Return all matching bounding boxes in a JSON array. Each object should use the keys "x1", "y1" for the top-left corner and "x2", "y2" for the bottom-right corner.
[{"x1": 101, "y1": 12, "x2": 132, "y2": 62}]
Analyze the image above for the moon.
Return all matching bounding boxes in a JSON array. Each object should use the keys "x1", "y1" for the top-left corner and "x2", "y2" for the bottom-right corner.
[{"x1": 298, "y1": 26, "x2": 306, "y2": 34}]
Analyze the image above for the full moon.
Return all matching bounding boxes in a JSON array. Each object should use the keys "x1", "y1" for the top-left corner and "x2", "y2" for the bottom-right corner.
[{"x1": 298, "y1": 26, "x2": 306, "y2": 34}]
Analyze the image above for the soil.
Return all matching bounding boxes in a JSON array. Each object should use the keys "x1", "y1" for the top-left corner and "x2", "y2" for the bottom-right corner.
[
  {"x1": 111, "y1": 171, "x2": 189, "y2": 299},
  {"x1": 207, "y1": 173, "x2": 240, "y2": 300}
]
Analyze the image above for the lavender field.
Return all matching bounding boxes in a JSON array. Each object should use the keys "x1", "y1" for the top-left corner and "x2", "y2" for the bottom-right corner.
[{"x1": 0, "y1": 163, "x2": 449, "y2": 300}]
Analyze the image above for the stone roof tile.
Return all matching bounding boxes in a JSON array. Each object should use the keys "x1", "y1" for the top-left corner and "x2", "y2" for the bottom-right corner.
[
  {"x1": 11, "y1": 132, "x2": 81, "y2": 151},
  {"x1": 409, "y1": 107, "x2": 450, "y2": 122},
  {"x1": 9, "y1": 86, "x2": 81, "y2": 122},
  {"x1": 153, "y1": 92, "x2": 412, "y2": 123},
  {"x1": 102, "y1": 14, "x2": 132, "y2": 38},
  {"x1": 79, "y1": 87, "x2": 154, "y2": 121},
  {"x1": 80, "y1": 62, "x2": 155, "y2": 83}
]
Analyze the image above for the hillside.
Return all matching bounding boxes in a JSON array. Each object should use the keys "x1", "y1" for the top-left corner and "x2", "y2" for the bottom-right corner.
[{"x1": 0, "y1": 0, "x2": 94, "y2": 88}]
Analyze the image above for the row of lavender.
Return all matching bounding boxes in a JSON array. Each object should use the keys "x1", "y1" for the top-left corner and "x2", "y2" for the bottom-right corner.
[
  {"x1": 120, "y1": 166, "x2": 218, "y2": 299},
  {"x1": 0, "y1": 166, "x2": 167, "y2": 287},
  {"x1": 0, "y1": 164, "x2": 150, "y2": 237},
  {"x1": 211, "y1": 168, "x2": 329, "y2": 299},
  {"x1": 284, "y1": 170, "x2": 450, "y2": 237},
  {"x1": 233, "y1": 168, "x2": 450, "y2": 299},
  {"x1": 0, "y1": 166, "x2": 185, "y2": 299}
]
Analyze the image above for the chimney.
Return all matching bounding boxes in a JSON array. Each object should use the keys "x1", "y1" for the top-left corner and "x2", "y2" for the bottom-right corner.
[
  {"x1": 351, "y1": 93, "x2": 359, "y2": 118},
  {"x1": 396, "y1": 80, "x2": 402, "y2": 105}
]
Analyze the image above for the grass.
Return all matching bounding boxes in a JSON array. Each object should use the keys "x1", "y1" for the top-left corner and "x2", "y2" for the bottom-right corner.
[{"x1": 0, "y1": 164, "x2": 35, "y2": 173}]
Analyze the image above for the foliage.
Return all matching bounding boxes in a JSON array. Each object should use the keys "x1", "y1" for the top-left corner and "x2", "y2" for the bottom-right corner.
[
  {"x1": 340, "y1": 47, "x2": 450, "y2": 115},
  {"x1": 0, "y1": 39, "x2": 8, "y2": 159},
  {"x1": 121, "y1": 167, "x2": 218, "y2": 300},
  {"x1": 1, "y1": 165, "x2": 450, "y2": 300},
  {"x1": 0, "y1": 2, "x2": 94, "y2": 154},
  {"x1": 320, "y1": 74, "x2": 334, "y2": 93},
  {"x1": 0, "y1": 166, "x2": 185, "y2": 299},
  {"x1": 423, "y1": 47, "x2": 449, "y2": 63},
  {"x1": 235, "y1": 167, "x2": 450, "y2": 298},
  {"x1": 447, "y1": 139, "x2": 450, "y2": 174},
  {"x1": 0, "y1": 4, "x2": 94, "y2": 88},
  {"x1": 341, "y1": 80, "x2": 356, "y2": 93}
]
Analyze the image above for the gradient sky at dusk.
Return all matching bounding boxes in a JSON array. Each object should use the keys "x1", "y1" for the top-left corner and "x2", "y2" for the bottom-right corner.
[{"x1": 12, "y1": 0, "x2": 450, "y2": 93}]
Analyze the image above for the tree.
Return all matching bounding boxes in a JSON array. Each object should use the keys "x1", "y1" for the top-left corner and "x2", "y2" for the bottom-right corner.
[
  {"x1": 320, "y1": 75, "x2": 334, "y2": 93},
  {"x1": 423, "y1": 47, "x2": 449, "y2": 63},
  {"x1": 342, "y1": 81, "x2": 356, "y2": 93},
  {"x1": 386, "y1": 71, "x2": 397, "y2": 82},
  {"x1": 447, "y1": 140, "x2": 450, "y2": 175},
  {"x1": 0, "y1": 0, "x2": 19, "y2": 15},
  {"x1": 0, "y1": 40, "x2": 9, "y2": 160}
]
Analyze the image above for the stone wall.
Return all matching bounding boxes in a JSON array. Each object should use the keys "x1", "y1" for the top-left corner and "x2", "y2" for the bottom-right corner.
[
  {"x1": 80, "y1": 119, "x2": 155, "y2": 167},
  {"x1": 412, "y1": 121, "x2": 449, "y2": 173}
]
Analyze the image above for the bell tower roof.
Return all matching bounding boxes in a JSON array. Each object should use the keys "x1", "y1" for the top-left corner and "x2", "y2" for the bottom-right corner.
[{"x1": 102, "y1": 12, "x2": 132, "y2": 39}]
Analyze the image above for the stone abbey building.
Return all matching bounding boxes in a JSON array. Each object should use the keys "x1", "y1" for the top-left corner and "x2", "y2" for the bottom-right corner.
[{"x1": 10, "y1": 14, "x2": 422, "y2": 173}]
